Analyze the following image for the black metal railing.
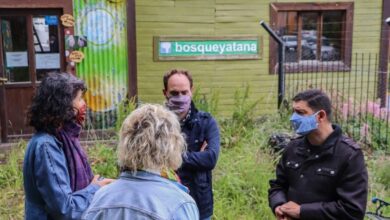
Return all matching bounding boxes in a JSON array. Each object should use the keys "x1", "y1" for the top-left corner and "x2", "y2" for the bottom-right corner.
[{"x1": 284, "y1": 53, "x2": 389, "y2": 151}]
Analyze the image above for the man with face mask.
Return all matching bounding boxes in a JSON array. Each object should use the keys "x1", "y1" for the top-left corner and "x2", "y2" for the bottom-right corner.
[
  {"x1": 268, "y1": 89, "x2": 368, "y2": 220},
  {"x1": 163, "y1": 69, "x2": 220, "y2": 220}
]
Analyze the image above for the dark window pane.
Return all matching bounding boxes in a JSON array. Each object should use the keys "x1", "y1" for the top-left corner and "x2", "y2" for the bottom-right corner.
[
  {"x1": 278, "y1": 12, "x2": 298, "y2": 63},
  {"x1": 1, "y1": 16, "x2": 30, "y2": 82},
  {"x1": 33, "y1": 15, "x2": 60, "y2": 81},
  {"x1": 323, "y1": 11, "x2": 343, "y2": 61},
  {"x1": 301, "y1": 12, "x2": 318, "y2": 60}
]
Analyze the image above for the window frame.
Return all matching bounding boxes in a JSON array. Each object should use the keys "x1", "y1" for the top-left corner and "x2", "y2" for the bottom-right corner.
[
  {"x1": 269, "y1": 2, "x2": 354, "y2": 74},
  {"x1": 0, "y1": 9, "x2": 64, "y2": 87}
]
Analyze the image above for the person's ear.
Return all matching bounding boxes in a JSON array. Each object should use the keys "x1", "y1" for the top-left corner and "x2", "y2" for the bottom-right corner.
[
  {"x1": 190, "y1": 86, "x2": 194, "y2": 97},
  {"x1": 317, "y1": 110, "x2": 327, "y2": 122}
]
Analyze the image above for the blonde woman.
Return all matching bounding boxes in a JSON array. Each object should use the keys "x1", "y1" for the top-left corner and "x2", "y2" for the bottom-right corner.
[{"x1": 82, "y1": 104, "x2": 199, "y2": 220}]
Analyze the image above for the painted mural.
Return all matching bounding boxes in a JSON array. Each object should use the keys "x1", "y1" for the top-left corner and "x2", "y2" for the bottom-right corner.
[{"x1": 73, "y1": 0, "x2": 128, "y2": 128}]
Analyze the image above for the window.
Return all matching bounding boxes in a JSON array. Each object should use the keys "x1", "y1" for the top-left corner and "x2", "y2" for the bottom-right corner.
[
  {"x1": 270, "y1": 3, "x2": 353, "y2": 73},
  {"x1": 1, "y1": 10, "x2": 63, "y2": 83},
  {"x1": 1, "y1": 16, "x2": 29, "y2": 82}
]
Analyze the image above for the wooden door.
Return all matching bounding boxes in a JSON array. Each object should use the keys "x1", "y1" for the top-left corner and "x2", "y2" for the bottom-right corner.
[{"x1": 0, "y1": 9, "x2": 65, "y2": 142}]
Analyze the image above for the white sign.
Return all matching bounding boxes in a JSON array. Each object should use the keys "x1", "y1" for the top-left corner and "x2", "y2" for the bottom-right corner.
[
  {"x1": 5, "y1": 52, "x2": 28, "y2": 67},
  {"x1": 35, "y1": 53, "x2": 60, "y2": 69}
]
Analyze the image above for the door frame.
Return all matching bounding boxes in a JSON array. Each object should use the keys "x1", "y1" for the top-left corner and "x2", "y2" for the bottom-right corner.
[{"x1": 0, "y1": 0, "x2": 72, "y2": 143}]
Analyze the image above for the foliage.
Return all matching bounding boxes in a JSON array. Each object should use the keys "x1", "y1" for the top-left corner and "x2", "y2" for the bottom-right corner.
[
  {"x1": 220, "y1": 85, "x2": 261, "y2": 148},
  {"x1": 0, "y1": 92, "x2": 389, "y2": 219},
  {"x1": 329, "y1": 92, "x2": 390, "y2": 152},
  {"x1": 213, "y1": 114, "x2": 289, "y2": 220},
  {"x1": 87, "y1": 143, "x2": 119, "y2": 179},
  {"x1": 192, "y1": 87, "x2": 220, "y2": 117},
  {"x1": 0, "y1": 141, "x2": 26, "y2": 219},
  {"x1": 115, "y1": 97, "x2": 137, "y2": 132}
]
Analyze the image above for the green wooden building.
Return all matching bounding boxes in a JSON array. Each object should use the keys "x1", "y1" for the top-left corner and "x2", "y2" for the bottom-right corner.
[{"x1": 134, "y1": 0, "x2": 390, "y2": 117}]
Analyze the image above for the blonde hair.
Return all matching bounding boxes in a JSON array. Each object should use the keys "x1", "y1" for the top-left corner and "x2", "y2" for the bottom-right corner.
[{"x1": 117, "y1": 104, "x2": 185, "y2": 172}]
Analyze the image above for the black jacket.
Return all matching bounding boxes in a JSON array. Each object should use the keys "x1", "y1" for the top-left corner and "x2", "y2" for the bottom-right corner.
[
  {"x1": 268, "y1": 125, "x2": 368, "y2": 220},
  {"x1": 177, "y1": 102, "x2": 220, "y2": 219}
]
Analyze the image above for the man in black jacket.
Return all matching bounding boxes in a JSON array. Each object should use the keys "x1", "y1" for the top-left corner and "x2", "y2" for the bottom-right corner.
[
  {"x1": 163, "y1": 69, "x2": 220, "y2": 220},
  {"x1": 268, "y1": 89, "x2": 368, "y2": 220}
]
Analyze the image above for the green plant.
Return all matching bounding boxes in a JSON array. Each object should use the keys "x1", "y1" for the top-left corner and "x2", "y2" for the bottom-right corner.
[
  {"x1": 115, "y1": 97, "x2": 137, "y2": 132},
  {"x1": 192, "y1": 87, "x2": 220, "y2": 117},
  {"x1": 88, "y1": 143, "x2": 119, "y2": 179},
  {"x1": 0, "y1": 141, "x2": 25, "y2": 219},
  {"x1": 220, "y1": 85, "x2": 261, "y2": 148},
  {"x1": 1, "y1": 112, "x2": 389, "y2": 219}
]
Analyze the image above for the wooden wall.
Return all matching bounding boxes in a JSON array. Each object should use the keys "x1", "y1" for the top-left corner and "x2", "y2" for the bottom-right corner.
[{"x1": 135, "y1": 0, "x2": 383, "y2": 116}]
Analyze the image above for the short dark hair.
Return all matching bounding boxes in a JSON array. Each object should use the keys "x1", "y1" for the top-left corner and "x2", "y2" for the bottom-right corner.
[
  {"x1": 27, "y1": 72, "x2": 86, "y2": 134},
  {"x1": 163, "y1": 69, "x2": 193, "y2": 90},
  {"x1": 292, "y1": 89, "x2": 332, "y2": 120}
]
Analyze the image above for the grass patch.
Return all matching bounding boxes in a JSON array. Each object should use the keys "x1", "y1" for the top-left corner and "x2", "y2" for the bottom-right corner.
[{"x1": 0, "y1": 96, "x2": 389, "y2": 219}]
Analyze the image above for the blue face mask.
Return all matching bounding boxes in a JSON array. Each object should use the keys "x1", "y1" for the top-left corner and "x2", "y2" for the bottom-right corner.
[{"x1": 290, "y1": 111, "x2": 319, "y2": 135}]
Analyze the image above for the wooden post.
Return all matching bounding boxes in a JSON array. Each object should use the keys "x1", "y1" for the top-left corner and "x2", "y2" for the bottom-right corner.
[{"x1": 378, "y1": 0, "x2": 390, "y2": 107}]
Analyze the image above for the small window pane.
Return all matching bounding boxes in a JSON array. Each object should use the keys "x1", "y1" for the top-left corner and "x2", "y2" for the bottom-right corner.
[
  {"x1": 33, "y1": 15, "x2": 60, "y2": 81},
  {"x1": 1, "y1": 16, "x2": 30, "y2": 82},
  {"x1": 323, "y1": 11, "x2": 343, "y2": 61},
  {"x1": 301, "y1": 12, "x2": 318, "y2": 61},
  {"x1": 278, "y1": 12, "x2": 298, "y2": 63}
]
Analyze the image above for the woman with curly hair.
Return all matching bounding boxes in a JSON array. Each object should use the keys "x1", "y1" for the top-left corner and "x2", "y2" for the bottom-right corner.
[
  {"x1": 82, "y1": 104, "x2": 199, "y2": 220},
  {"x1": 23, "y1": 72, "x2": 114, "y2": 220}
]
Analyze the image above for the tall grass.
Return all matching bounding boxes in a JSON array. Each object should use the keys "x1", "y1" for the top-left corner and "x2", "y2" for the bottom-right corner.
[
  {"x1": 0, "y1": 87, "x2": 389, "y2": 219},
  {"x1": 0, "y1": 141, "x2": 26, "y2": 219}
]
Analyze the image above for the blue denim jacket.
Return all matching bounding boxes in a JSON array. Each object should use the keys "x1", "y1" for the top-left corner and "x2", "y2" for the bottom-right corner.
[
  {"x1": 82, "y1": 171, "x2": 199, "y2": 220},
  {"x1": 23, "y1": 132, "x2": 100, "y2": 220}
]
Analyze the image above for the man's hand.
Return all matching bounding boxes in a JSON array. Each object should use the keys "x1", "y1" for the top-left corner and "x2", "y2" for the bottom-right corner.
[
  {"x1": 280, "y1": 201, "x2": 301, "y2": 219},
  {"x1": 275, "y1": 206, "x2": 285, "y2": 220},
  {"x1": 200, "y1": 141, "x2": 208, "y2": 151},
  {"x1": 275, "y1": 205, "x2": 293, "y2": 220}
]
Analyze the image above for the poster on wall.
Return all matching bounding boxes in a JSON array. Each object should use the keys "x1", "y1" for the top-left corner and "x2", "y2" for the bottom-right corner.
[
  {"x1": 73, "y1": 0, "x2": 128, "y2": 129},
  {"x1": 5, "y1": 52, "x2": 28, "y2": 67},
  {"x1": 65, "y1": 35, "x2": 88, "y2": 50},
  {"x1": 35, "y1": 53, "x2": 60, "y2": 69}
]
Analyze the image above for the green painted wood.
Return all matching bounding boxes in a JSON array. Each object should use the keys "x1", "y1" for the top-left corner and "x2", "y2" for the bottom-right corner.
[{"x1": 135, "y1": 0, "x2": 384, "y2": 116}]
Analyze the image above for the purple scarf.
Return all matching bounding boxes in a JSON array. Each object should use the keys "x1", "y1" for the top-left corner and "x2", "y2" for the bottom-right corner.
[{"x1": 57, "y1": 122, "x2": 94, "y2": 192}]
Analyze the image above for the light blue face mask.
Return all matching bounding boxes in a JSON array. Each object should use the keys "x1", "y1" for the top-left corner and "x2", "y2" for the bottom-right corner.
[{"x1": 290, "y1": 111, "x2": 320, "y2": 135}]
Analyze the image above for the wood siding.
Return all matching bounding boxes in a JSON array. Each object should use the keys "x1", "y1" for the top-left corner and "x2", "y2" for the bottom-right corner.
[{"x1": 135, "y1": 0, "x2": 383, "y2": 116}]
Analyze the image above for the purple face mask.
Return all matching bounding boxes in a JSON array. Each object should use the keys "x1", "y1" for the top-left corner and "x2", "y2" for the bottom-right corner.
[{"x1": 166, "y1": 95, "x2": 191, "y2": 114}]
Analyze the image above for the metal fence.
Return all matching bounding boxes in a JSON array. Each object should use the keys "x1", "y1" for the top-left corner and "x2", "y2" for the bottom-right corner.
[{"x1": 284, "y1": 53, "x2": 389, "y2": 151}]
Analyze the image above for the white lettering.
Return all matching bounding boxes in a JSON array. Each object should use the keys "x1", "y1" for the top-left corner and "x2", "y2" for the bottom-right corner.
[
  {"x1": 191, "y1": 45, "x2": 197, "y2": 52},
  {"x1": 198, "y1": 44, "x2": 205, "y2": 54},
  {"x1": 226, "y1": 44, "x2": 232, "y2": 52},
  {"x1": 183, "y1": 45, "x2": 190, "y2": 52},
  {"x1": 173, "y1": 41, "x2": 257, "y2": 55},
  {"x1": 219, "y1": 44, "x2": 225, "y2": 54},
  {"x1": 250, "y1": 43, "x2": 257, "y2": 52},
  {"x1": 205, "y1": 44, "x2": 212, "y2": 53},
  {"x1": 237, "y1": 43, "x2": 243, "y2": 51},
  {"x1": 212, "y1": 44, "x2": 219, "y2": 53},
  {"x1": 243, "y1": 44, "x2": 250, "y2": 51},
  {"x1": 175, "y1": 43, "x2": 182, "y2": 52}
]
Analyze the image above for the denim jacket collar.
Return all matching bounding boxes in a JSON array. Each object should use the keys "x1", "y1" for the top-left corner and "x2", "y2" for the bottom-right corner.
[{"x1": 120, "y1": 170, "x2": 171, "y2": 184}]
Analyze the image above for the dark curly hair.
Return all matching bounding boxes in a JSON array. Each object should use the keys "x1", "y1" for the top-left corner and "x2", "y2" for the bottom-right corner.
[{"x1": 28, "y1": 72, "x2": 86, "y2": 134}]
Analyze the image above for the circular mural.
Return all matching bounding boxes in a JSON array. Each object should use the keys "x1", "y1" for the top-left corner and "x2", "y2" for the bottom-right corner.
[{"x1": 82, "y1": 9, "x2": 114, "y2": 45}]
